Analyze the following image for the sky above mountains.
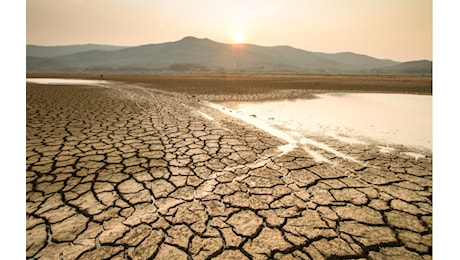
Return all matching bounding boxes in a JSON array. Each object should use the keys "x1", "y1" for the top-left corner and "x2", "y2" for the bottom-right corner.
[{"x1": 26, "y1": 0, "x2": 432, "y2": 62}]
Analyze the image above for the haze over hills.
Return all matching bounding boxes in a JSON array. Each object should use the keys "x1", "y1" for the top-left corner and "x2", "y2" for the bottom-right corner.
[
  {"x1": 26, "y1": 36, "x2": 431, "y2": 75},
  {"x1": 26, "y1": 44, "x2": 128, "y2": 58}
]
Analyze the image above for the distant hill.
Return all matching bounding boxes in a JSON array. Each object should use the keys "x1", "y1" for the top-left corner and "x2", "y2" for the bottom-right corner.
[
  {"x1": 26, "y1": 44, "x2": 127, "y2": 58},
  {"x1": 370, "y1": 60, "x2": 432, "y2": 75},
  {"x1": 26, "y1": 36, "x2": 432, "y2": 75},
  {"x1": 26, "y1": 56, "x2": 70, "y2": 72}
]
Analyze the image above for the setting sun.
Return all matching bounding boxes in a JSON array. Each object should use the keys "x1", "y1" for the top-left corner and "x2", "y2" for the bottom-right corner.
[{"x1": 233, "y1": 32, "x2": 245, "y2": 44}]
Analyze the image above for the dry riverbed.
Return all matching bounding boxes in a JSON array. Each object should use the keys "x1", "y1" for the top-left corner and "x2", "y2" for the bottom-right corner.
[{"x1": 26, "y1": 75, "x2": 432, "y2": 259}]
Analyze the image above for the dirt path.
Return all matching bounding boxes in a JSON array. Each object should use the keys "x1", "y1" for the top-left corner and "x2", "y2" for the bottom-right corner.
[{"x1": 26, "y1": 81, "x2": 432, "y2": 259}]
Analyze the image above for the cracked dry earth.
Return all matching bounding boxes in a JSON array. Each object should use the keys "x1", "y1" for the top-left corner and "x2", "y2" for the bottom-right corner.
[{"x1": 26, "y1": 81, "x2": 432, "y2": 260}]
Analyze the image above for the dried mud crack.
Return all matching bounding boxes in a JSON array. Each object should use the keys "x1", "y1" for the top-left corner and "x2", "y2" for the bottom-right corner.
[{"x1": 26, "y1": 80, "x2": 432, "y2": 259}]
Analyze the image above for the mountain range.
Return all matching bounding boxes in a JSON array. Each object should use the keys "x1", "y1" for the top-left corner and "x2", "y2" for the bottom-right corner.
[{"x1": 26, "y1": 36, "x2": 432, "y2": 75}]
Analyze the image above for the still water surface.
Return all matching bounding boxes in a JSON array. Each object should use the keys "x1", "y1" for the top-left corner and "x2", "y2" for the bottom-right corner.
[{"x1": 236, "y1": 93, "x2": 432, "y2": 151}]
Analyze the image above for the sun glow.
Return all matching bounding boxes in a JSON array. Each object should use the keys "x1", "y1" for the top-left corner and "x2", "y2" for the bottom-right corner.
[{"x1": 233, "y1": 32, "x2": 245, "y2": 44}]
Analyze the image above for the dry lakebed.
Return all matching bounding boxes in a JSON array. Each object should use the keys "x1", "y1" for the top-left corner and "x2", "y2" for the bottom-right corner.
[{"x1": 26, "y1": 74, "x2": 432, "y2": 259}]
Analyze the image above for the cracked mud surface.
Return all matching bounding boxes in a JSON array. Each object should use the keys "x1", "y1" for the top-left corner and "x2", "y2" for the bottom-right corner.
[{"x1": 27, "y1": 80, "x2": 432, "y2": 259}]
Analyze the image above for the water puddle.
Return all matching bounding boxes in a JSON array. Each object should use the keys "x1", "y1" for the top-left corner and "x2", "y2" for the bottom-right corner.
[
  {"x1": 205, "y1": 93, "x2": 431, "y2": 162},
  {"x1": 26, "y1": 78, "x2": 108, "y2": 85},
  {"x1": 236, "y1": 93, "x2": 432, "y2": 151}
]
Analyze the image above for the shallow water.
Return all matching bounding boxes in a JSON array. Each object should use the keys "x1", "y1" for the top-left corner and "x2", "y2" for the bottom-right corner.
[
  {"x1": 236, "y1": 93, "x2": 432, "y2": 151},
  {"x1": 26, "y1": 78, "x2": 108, "y2": 85}
]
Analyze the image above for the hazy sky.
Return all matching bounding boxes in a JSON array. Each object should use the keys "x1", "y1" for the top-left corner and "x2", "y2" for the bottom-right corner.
[{"x1": 27, "y1": 0, "x2": 432, "y2": 62}]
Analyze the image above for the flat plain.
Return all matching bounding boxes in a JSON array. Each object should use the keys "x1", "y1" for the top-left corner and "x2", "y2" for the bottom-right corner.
[{"x1": 26, "y1": 74, "x2": 432, "y2": 259}]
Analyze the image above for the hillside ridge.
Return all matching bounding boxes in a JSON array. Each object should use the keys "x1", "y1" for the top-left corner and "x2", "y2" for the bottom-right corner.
[{"x1": 26, "y1": 36, "x2": 432, "y2": 75}]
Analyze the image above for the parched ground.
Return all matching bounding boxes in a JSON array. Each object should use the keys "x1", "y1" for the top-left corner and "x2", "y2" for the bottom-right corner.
[{"x1": 26, "y1": 77, "x2": 432, "y2": 259}]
